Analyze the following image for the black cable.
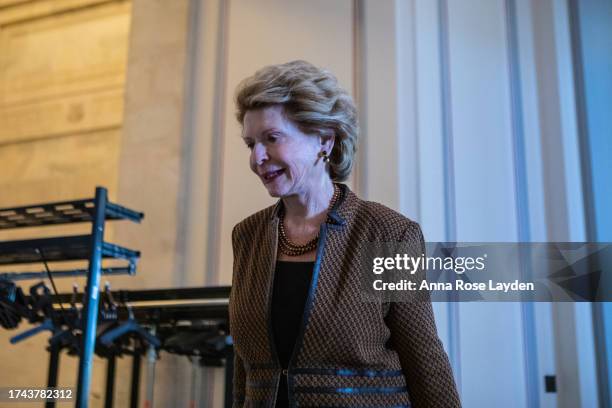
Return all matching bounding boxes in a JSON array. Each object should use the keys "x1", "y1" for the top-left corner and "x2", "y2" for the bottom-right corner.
[
  {"x1": 36, "y1": 248, "x2": 88, "y2": 355},
  {"x1": 35, "y1": 248, "x2": 69, "y2": 322},
  {"x1": 36, "y1": 249, "x2": 65, "y2": 311}
]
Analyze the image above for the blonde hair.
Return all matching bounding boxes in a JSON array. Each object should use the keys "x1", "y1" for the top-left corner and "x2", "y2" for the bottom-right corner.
[{"x1": 235, "y1": 60, "x2": 358, "y2": 181}]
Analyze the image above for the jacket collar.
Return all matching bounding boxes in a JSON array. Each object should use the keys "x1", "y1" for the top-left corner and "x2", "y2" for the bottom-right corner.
[{"x1": 269, "y1": 183, "x2": 350, "y2": 226}]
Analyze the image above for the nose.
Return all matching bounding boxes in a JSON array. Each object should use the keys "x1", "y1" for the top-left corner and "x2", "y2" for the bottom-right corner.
[{"x1": 251, "y1": 143, "x2": 268, "y2": 166}]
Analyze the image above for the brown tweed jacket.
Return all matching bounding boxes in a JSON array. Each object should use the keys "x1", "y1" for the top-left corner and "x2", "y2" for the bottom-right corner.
[{"x1": 229, "y1": 184, "x2": 461, "y2": 408}]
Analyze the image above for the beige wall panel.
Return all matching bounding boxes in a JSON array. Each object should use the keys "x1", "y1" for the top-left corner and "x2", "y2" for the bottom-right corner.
[
  {"x1": 217, "y1": 0, "x2": 354, "y2": 286},
  {"x1": 116, "y1": 0, "x2": 189, "y2": 288},
  {"x1": 0, "y1": 130, "x2": 120, "y2": 198},
  {"x1": 0, "y1": 1, "x2": 130, "y2": 107},
  {"x1": 113, "y1": 138, "x2": 183, "y2": 290},
  {"x1": 0, "y1": 0, "x2": 113, "y2": 26},
  {"x1": 0, "y1": 88, "x2": 124, "y2": 143},
  {"x1": 116, "y1": 1, "x2": 190, "y2": 404},
  {"x1": 0, "y1": 0, "x2": 30, "y2": 9}
]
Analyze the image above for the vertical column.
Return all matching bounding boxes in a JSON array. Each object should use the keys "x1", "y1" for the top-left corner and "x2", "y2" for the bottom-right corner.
[
  {"x1": 45, "y1": 345, "x2": 61, "y2": 408},
  {"x1": 504, "y1": 0, "x2": 541, "y2": 406},
  {"x1": 118, "y1": 0, "x2": 191, "y2": 405},
  {"x1": 130, "y1": 353, "x2": 142, "y2": 408},
  {"x1": 76, "y1": 186, "x2": 107, "y2": 408},
  {"x1": 444, "y1": 0, "x2": 527, "y2": 406},
  {"x1": 104, "y1": 355, "x2": 116, "y2": 408},
  {"x1": 569, "y1": 0, "x2": 612, "y2": 406},
  {"x1": 358, "y1": 0, "x2": 400, "y2": 208}
]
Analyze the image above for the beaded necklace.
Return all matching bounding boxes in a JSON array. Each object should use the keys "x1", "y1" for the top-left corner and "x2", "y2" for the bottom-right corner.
[{"x1": 278, "y1": 184, "x2": 340, "y2": 257}]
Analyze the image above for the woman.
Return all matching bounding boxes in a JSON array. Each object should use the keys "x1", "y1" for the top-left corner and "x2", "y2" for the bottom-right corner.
[{"x1": 229, "y1": 60, "x2": 460, "y2": 408}]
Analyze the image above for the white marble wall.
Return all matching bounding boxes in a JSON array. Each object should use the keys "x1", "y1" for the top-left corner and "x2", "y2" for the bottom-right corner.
[
  {"x1": 174, "y1": 0, "x2": 596, "y2": 406},
  {"x1": 0, "y1": 0, "x2": 598, "y2": 406}
]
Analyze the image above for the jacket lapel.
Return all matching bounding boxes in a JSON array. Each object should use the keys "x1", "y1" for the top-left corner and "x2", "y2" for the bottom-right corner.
[
  {"x1": 266, "y1": 184, "x2": 353, "y2": 368},
  {"x1": 264, "y1": 215, "x2": 281, "y2": 366}
]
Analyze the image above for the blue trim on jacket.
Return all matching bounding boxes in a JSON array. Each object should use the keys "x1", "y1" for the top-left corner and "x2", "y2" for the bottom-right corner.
[
  {"x1": 291, "y1": 368, "x2": 404, "y2": 377},
  {"x1": 299, "y1": 405, "x2": 410, "y2": 408},
  {"x1": 294, "y1": 386, "x2": 408, "y2": 394}
]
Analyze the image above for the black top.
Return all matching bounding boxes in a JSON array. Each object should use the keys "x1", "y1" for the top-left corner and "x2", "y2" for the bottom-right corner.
[{"x1": 271, "y1": 261, "x2": 314, "y2": 408}]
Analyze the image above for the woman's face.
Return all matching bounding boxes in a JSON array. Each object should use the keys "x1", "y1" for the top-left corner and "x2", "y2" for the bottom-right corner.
[{"x1": 242, "y1": 105, "x2": 330, "y2": 198}]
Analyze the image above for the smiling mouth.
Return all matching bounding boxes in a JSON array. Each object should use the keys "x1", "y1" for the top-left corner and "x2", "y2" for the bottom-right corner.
[{"x1": 262, "y1": 169, "x2": 285, "y2": 183}]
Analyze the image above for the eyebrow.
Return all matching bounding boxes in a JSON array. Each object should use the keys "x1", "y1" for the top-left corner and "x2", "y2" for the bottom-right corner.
[
  {"x1": 261, "y1": 127, "x2": 283, "y2": 136},
  {"x1": 243, "y1": 128, "x2": 284, "y2": 141}
]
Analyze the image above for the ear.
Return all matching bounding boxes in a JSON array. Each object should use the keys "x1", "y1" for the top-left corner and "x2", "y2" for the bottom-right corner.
[{"x1": 319, "y1": 130, "x2": 335, "y2": 154}]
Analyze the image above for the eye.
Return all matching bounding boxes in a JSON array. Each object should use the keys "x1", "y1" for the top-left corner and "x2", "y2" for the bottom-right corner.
[
  {"x1": 267, "y1": 134, "x2": 278, "y2": 143},
  {"x1": 244, "y1": 140, "x2": 254, "y2": 150}
]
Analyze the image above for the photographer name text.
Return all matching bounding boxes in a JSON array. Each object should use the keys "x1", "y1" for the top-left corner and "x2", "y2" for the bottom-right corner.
[{"x1": 373, "y1": 279, "x2": 535, "y2": 292}]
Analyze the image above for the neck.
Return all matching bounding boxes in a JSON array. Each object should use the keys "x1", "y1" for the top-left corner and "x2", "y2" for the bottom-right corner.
[{"x1": 282, "y1": 178, "x2": 335, "y2": 220}]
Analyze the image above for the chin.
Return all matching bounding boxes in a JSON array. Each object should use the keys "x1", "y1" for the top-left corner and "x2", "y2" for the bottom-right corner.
[
  {"x1": 264, "y1": 182, "x2": 292, "y2": 198},
  {"x1": 263, "y1": 184, "x2": 284, "y2": 198}
]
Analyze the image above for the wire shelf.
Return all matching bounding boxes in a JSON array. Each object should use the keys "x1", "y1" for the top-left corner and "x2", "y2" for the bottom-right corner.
[
  {"x1": 0, "y1": 235, "x2": 140, "y2": 265},
  {"x1": 0, "y1": 199, "x2": 143, "y2": 230}
]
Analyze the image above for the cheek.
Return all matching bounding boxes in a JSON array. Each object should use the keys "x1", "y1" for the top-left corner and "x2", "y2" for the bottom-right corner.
[
  {"x1": 286, "y1": 146, "x2": 312, "y2": 166},
  {"x1": 248, "y1": 151, "x2": 257, "y2": 172}
]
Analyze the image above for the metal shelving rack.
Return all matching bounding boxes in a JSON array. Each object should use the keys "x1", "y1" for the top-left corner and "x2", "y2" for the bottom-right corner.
[
  {"x1": 33, "y1": 286, "x2": 233, "y2": 408},
  {"x1": 0, "y1": 187, "x2": 143, "y2": 408}
]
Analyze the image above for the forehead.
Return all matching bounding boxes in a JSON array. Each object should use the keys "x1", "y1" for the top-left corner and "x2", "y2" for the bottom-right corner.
[{"x1": 243, "y1": 105, "x2": 290, "y2": 137}]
